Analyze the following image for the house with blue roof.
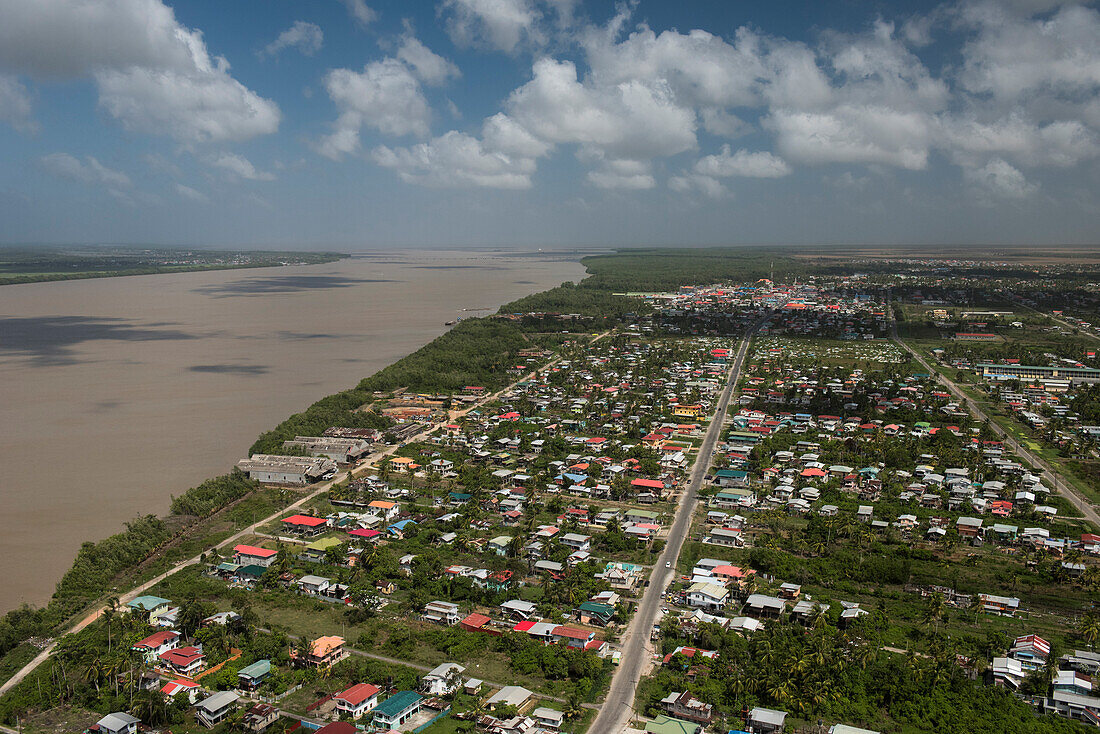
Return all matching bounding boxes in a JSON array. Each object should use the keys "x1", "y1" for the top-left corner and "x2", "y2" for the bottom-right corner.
[{"x1": 387, "y1": 519, "x2": 417, "y2": 536}]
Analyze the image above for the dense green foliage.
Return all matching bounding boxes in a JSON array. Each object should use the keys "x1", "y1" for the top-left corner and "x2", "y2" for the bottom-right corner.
[
  {"x1": 358, "y1": 318, "x2": 532, "y2": 393},
  {"x1": 641, "y1": 618, "x2": 1090, "y2": 733},
  {"x1": 578, "y1": 247, "x2": 804, "y2": 292},
  {"x1": 248, "y1": 386, "x2": 390, "y2": 454},
  {"x1": 499, "y1": 281, "x2": 643, "y2": 318},
  {"x1": 169, "y1": 470, "x2": 260, "y2": 517}
]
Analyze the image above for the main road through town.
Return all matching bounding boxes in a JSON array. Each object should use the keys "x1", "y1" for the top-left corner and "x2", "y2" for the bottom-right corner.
[{"x1": 590, "y1": 327, "x2": 758, "y2": 734}]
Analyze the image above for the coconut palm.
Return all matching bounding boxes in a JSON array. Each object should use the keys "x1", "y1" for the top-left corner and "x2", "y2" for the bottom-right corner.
[{"x1": 1081, "y1": 615, "x2": 1100, "y2": 650}]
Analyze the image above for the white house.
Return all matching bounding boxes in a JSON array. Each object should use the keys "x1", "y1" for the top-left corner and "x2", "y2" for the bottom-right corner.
[
  {"x1": 686, "y1": 582, "x2": 729, "y2": 611},
  {"x1": 334, "y1": 683, "x2": 381, "y2": 719},
  {"x1": 422, "y1": 663, "x2": 466, "y2": 696}
]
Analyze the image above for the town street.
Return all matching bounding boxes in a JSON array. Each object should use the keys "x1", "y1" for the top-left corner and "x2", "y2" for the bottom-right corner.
[{"x1": 590, "y1": 330, "x2": 756, "y2": 734}]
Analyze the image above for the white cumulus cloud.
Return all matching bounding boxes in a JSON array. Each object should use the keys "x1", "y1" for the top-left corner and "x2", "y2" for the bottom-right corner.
[
  {"x1": 965, "y1": 157, "x2": 1038, "y2": 198},
  {"x1": 441, "y1": 0, "x2": 543, "y2": 53},
  {"x1": 397, "y1": 36, "x2": 461, "y2": 86},
  {"x1": 317, "y1": 59, "x2": 432, "y2": 159},
  {"x1": 373, "y1": 129, "x2": 538, "y2": 189},
  {"x1": 694, "y1": 146, "x2": 792, "y2": 178},
  {"x1": 0, "y1": 0, "x2": 280, "y2": 144},
  {"x1": 339, "y1": 0, "x2": 378, "y2": 27},
  {"x1": 211, "y1": 152, "x2": 276, "y2": 181},
  {"x1": 262, "y1": 21, "x2": 323, "y2": 58}
]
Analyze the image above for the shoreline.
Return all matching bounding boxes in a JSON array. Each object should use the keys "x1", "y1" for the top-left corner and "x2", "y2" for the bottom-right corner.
[
  {"x1": 0, "y1": 251, "x2": 587, "y2": 614},
  {"x1": 0, "y1": 248, "x2": 345, "y2": 287}
]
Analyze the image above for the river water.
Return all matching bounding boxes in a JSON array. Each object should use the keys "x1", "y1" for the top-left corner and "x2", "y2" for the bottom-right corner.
[{"x1": 0, "y1": 250, "x2": 586, "y2": 612}]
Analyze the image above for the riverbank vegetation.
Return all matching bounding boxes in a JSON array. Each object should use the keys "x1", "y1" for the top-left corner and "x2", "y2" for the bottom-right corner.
[{"x1": 0, "y1": 246, "x2": 344, "y2": 286}]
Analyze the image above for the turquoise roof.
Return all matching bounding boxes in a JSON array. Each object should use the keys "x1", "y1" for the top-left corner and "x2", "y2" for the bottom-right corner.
[
  {"x1": 128, "y1": 595, "x2": 170, "y2": 611},
  {"x1": 238, "y1": 659, "x2": 271, "y2": 680},
  {"x1": 374, "y1": 690, "x2": 422, "y2": 718}
]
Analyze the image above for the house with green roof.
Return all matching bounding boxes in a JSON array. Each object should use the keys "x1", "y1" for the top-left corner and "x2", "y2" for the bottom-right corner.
[
  {"x1": 372, "y1": 690, "x2": 422, "y2": 729},
  {"x1": 126, "y1": 595, "x2": 171, "y2": 623},
  {"x1": 624, "y1": 508, "x2": 660, "y2": 524},
  {"x1": 237, "y1": 659, "x2": 272, "y2": 690},
  {"x1": 645, "y1": 715, "x2": 702, "y2": 734},
  {"x1": 301, "y1": 536, "x2": 343, "y2": 563},
  {"x1": 488, "y1": 536, "x2": 513, "y2": 556},
  {"x1": 714, "y1": 469, "x2": 749, "y2": 487},
  {"x1": 576, "y1": 601, "x2": 615, "y2": 626}
]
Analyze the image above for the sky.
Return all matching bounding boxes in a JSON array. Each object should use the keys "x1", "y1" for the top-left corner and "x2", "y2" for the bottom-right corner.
[{"x1": 0, "y1": 0, "x2": 1099, "y2": 249}]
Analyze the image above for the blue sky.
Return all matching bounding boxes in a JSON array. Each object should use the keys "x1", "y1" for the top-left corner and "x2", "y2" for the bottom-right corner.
[{"x1": 1, "y1": 0, "x2": 1098, "y2": 248}]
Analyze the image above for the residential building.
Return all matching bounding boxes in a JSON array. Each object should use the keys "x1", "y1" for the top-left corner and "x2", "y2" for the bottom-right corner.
[
  {"x1": 424, "y1": 600, "x2": 461, "y2": 625},
  {"x1": 686, "y1": 582, "x2": 729, "y2": 611},
  {"x1": 372, "y1": 691, "x2": 423, "y2": 729},
  {"x1": 487, "y1": 685, "x2": 534, "y2": 712},
  {"x1": 749, "y1": 706, "x2": 788, "y2": 733},
  {"x1": 422, "y1": 662, "x2": 466, "y2": 696},
  {"x1": 233, "y1": 544, "x2": 278, "y2": 567},
  {"x1": 159, "y1": 645, "x2": 205, "y2": 676},
  {"x1": 89, "y1": 713, "x2": 139, "y2": 734},
  {"x1": 242, "y1": 703, "x2": 280, "y2": 732},
  {"x1": 196, "y1": 691, "x2": 239, "y2": 728},
  {"x1": 132, "y1": 630, "x2": 180, "y2": 662},
  {"x1": 532, "y1": 707, "x2": 564, "y2": 729},
  {"x1": 661, "y1": 691, "x2": 714, "y2": 724},
  {"x1": 299, "y1": 636, "x2": 346, "y2": 668},
  {"x1": 644, "y1": 715, "x2": 702, "y2": 734},
  {"x1": 237, "y1": 660, "x2": 272, "y2": 690},
  {"x1": 334, "y1": 683, "x2": 381, "y2": 719}
]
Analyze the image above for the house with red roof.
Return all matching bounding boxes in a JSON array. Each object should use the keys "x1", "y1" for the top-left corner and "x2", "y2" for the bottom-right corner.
[
  {"x1": 132, "y1": 630, "x2": 180, "y2": 661},
  {"x1": 334, "y1": 683, "x2": 381, "y2": 719},
  {"x1": 233, "y1": 544, "x2": 278, "y2": 567},
  {"x1": 281, "y1": 514, "x2": 328, "y2": 537},
  {"x1": 552, "y1": 626, "x2": 595, "y2": 649},
  {"x1": 460, "y1": 613, "x2": 492, "y2": 633},
  {"x1": 662, "y1": 647, "x2": 718, "y2": 667},
  {"x1": 161, "y1": 678, "x2": 199, "y2": 703},
  {"x1": 158, "y1": 645, "x2": 206, "y2": 676}
]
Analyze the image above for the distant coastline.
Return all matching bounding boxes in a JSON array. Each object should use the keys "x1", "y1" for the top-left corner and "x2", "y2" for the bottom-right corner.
[{"x1": 0, "y1": 245, "x2": 346, "y2": 286}]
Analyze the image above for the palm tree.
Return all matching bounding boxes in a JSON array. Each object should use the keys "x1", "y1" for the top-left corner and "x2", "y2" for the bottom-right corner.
[
  {"x1": 923, "y1": 592, "x2": 946, "y2": 634},
  {"x1": 1081, "y1": 615, "x2": 1100, "y2": 650},
  {"x1": 563, "y1": 690, "x2": 585, "y2": 721},
  {"x1": 82, "y1": 658, "x2": 105, "y2": 696},
  {"x1": 968, "y1": 593, "x2": 983, "y2": 625},
  {"x1": 103, "y1": 596, "x2": 120, "y2": 654},
  {"x1": 132, "y1": 689, "x2": 171, "y2": 727}
]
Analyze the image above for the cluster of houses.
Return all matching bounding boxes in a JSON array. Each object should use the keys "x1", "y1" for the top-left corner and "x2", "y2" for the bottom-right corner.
[{"x1": 993, "y1": 633, "x2": 1100, "y2": 726}]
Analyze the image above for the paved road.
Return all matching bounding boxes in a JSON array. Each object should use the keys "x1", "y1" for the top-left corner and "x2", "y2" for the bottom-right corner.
[
  {"x1": 589, "y1": 331, "x2": 756, "y2": 734},
  {"x1": 890, "y1": 322, "x2": 1100, "y2": 529},
  {"x1": 0, "y1": 337, "x2": 605, "y2": 701},
  {"x1": 1006, "y1": 293, "x2": 1100, "y2": 343}
]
